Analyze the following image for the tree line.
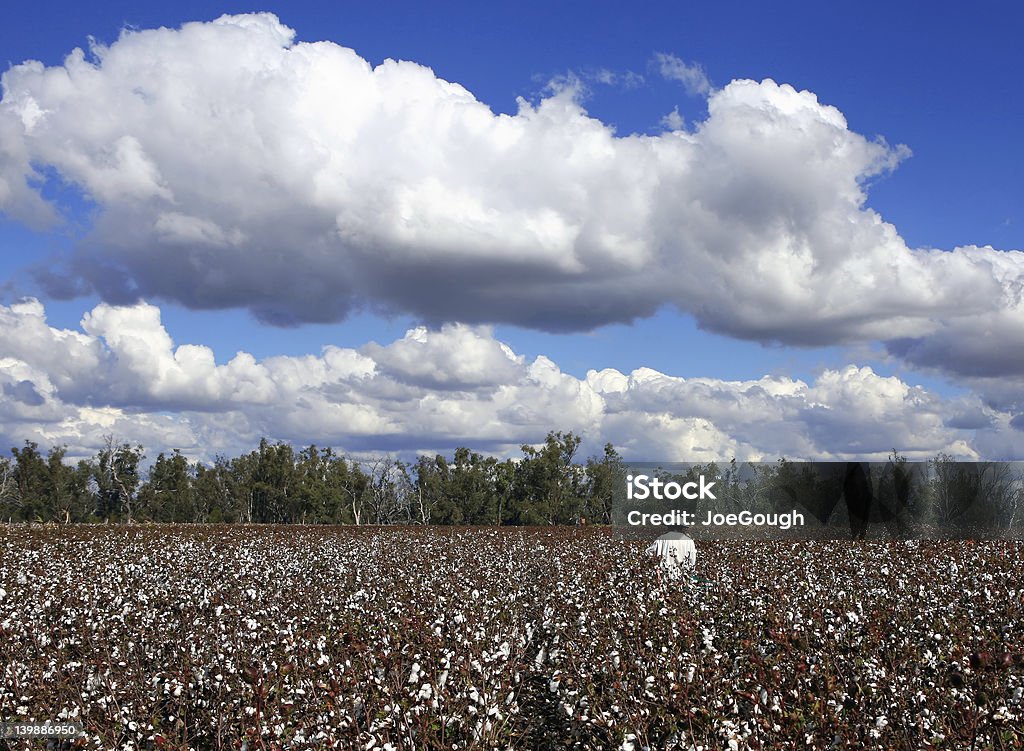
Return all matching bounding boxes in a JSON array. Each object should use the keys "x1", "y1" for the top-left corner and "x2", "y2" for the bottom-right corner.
[
  {"x1": 5, "y1": 437, "x2": 1020, "y2": 531},
  {"x1": 0, "y1": 432, "x2": 624, "y2": 525}
]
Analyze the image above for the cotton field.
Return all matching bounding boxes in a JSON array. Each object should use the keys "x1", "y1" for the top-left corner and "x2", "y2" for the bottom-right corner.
[{"x1": 0, "y1": 526, "x2": 1022, "y2": 750}]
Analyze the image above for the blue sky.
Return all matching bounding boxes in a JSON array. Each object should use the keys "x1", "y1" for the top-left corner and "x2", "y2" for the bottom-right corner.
[{"x1": 1, "y1": 2, "x2": 1023, "y2": 461}]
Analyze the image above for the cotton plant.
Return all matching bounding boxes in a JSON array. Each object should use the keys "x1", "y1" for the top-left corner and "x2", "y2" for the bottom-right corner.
[{"x1": 0, "y1": 526, "x2": 1022, "y2": 749}]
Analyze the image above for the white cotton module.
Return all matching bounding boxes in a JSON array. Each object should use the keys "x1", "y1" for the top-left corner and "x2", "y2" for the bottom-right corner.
[{"x1": 645, "y1": 531, "x2": 697, "y2": 579}]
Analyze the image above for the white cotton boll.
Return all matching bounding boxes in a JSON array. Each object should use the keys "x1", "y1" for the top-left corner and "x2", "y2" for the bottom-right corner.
[{"x1": 701, "y1": 629, "x2": 714, "y2": 651}]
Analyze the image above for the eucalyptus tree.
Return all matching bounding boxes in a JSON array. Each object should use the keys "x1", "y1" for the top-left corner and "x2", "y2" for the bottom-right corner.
[
  {"x1": 92, "y1": 437, "x2": 145, "y2": 522},
  {"x1": 138, "y1": 450, "x2": 197, "y2": 522},
  {"x1": 583, "y1": 443, "x2": 624, "y2": 524},
  {"x1": 513, "y1": 431, "x2": 586, "y2": 525}
]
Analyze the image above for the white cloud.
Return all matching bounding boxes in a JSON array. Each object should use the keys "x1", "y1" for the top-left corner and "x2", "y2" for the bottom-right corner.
[
  {"x1": 0, "y1": 14, "x2": 1022, "y2": 387},
  {"x1": 660, "y1": 106, "x2": 685, "y2": 131},
  {"x1": 363, "y1": 325, "x2": 523, "y2": 390},
  {"x1": 0, "y1": 299, "x2": 1001, "y2": 462},
  {"x1": 653, "y1": 52, "x2": 712, "y2": 96},
  {"x1": 591, "y1": 68, "x2": 645, "y2": 89}
]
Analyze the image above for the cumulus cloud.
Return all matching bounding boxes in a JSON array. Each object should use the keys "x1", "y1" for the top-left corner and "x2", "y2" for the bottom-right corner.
[
  {"x1": 0, "y1": 12, "x2": 1021, "y2": 387},
  {"x1": 0, "y1": 299, "x2": 1002, "y2": 462},
  {"x1": 363, "y1": 325, "x2": 522, "y2": 390},
  {"x1": 0, "y1": 299, "x2": 603, "y2": 458}
]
